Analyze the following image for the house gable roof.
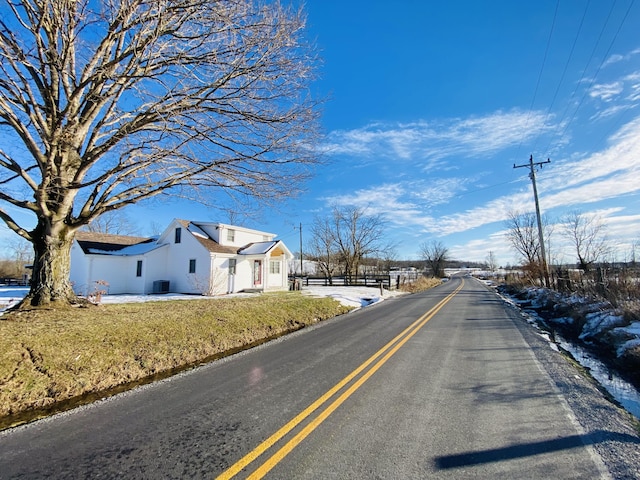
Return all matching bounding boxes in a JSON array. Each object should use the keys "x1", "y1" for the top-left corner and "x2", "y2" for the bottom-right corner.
[
  {"x1": 238, "y1": 240, "x2": 292, "y2": 258},
  {"x1": 238, "y1": 241, "x2": 279, "y2": 255},
  {"x1": 191, "y1": 235, "x2": 239, "y2": 255},
  {"x1": 179, "y1": 219, "x2": 275, "y2": 239},
  {"x1": 175, "y1": 219, "x2": 238, "y2": 255},
  {"x1": 78, "y1": 220, "x2": 291, "y2": 258},
  {"x1": 176, "y1": 220, "x2": 292, "y2": 257},
  {"x1": 74, "y1": 231, "x2": 156, "y2": 255}
]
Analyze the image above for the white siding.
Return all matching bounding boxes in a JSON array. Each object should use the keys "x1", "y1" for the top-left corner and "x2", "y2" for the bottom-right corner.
[
  {"x1": 69, "y1": 242, "x2": 91, "y2": 295},
  {"x1": 144, "y1": 247, "x2": 169, "y2": 294},
  {"x1": 163, "y1": 229, "x2": 211, "y2": 294},
  {"x1": 73, "y1": 256, "x2": 137, "y2": 295},
  {"x1": 195, "y1": 223, "x2": 275, "y2": 248},
  {"x1": 221, "y1": 227, "x2": 270, "y2": 248}
]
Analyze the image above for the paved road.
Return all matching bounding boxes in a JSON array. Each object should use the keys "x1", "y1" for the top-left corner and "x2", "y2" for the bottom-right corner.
[{"x1": 1, "y1": 277, "x2": 638, "y2": 479}]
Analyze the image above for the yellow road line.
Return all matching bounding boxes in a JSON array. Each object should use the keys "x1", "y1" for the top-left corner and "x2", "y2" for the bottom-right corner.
[{"x1": 217, "y1": 280, "x2": 464, "y2": 480}]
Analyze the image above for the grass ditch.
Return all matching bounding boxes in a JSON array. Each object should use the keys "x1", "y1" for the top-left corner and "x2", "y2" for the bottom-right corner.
[{"x1": 0, "y1": 292, "x2": 353, "y2": 429}]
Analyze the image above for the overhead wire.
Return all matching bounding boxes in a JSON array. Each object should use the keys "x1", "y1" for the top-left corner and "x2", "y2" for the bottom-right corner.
[
  {"x1": 515, "y1": 0, "x2": 560, "y2": 160},
  {"x1": 546, "y1": 0, "x2": 634, "y2": 158},
  {"x1": 453, "y1": 178, "x2": 524, "y2": 199},
  {"x1": 513, "y1": 0, "x2": 638, "y2": 187},
  {"x1": 540, "y1": 0, "x2": 630, "y2": 158},
  {"x1": 530, "y1": 0, "x2": 591, "y2": 156}
]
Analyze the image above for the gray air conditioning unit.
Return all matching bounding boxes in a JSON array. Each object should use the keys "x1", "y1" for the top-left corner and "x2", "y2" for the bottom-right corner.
[{"x1": 152, "y1": 280, "x2": 170, "y2": 294}]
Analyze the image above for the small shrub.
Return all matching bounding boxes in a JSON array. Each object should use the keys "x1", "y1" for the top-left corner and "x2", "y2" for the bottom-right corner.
[
  {"x1": 398, "y1": 276, "x2": 441, "y2": 293},
  {"x1": 87, "y1": 280, "x2": 109, "y2": 304}
]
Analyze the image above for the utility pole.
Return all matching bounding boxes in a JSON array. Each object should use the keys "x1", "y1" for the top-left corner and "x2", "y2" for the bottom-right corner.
[
  {"x1": 299, "y1": 222, "x2": 303, "y2": 277},
  {"x1": 514, "y1": 155, "x2": 551, "y2": 288}
]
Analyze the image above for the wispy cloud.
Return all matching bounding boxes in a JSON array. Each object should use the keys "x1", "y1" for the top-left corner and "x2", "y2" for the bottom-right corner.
[
  {"x1": 448, "y1": 230, "x2": 513, "y2": 265},
  {"x1": 603, "y1": 54, "x2": 625, "y2": 68},
  {"x1": 324, "y1": 177, "x2": 475, "y2": 232},
  {"x1": 540, "y1": 117, "x2": 640, "y2": 194},
  {"x1": 589, "y1": 70, "x2": 640, "y2": 119},
  {"x1": 603, "y1": 48, "x2": 640, "y2": 67},
  {"x1": 426, "y1": 191, "x2": 534, "y2": 236},
  {"x1": 321, "y1": 109, "x2": 556, "y2": 164},
  {"x1": 589, "y1": 82, "x2": 624, "y2": 101},
  {"x1": 325, "y1": 116, "x2": 640, "y2": 241},
  {"x1": 432, "y1": 117, "x2": 640, "y2": 235}
]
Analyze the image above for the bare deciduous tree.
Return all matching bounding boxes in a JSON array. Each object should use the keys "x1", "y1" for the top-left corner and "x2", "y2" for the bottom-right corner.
[
  {"x1": 0, "y1": 0, "x2": 319, "y2": 307},
  {"x1": 308, "y1": 215, "x2": 339, "y2": 283},
  {"x1": 309, "y1": 206, "x2": 388, "y2": 283},
  {"x1": 561, "y1": 211, "x2": 609, "y2": 272},
  {"x1": 485, "y1": 251, "x2": 498, "y2": 272},
  {"x1": 418, "y1": 240, "x2": 448, "y2": 278},
  {"x1": 505, "y1": 210, "x2": 555, "y2": 285},
  {"x1": 331, "y1": 206, "x2": 388, "y2": 283},
  {"x1": 1, "y1": 237, "x2": 32, "y2": 280},
  {"x1": 505, "y1": 211, "x2": 540, "y2": 267},
  {"x1": 84, "y1": 212, "x2": 139, "y2": 236}
]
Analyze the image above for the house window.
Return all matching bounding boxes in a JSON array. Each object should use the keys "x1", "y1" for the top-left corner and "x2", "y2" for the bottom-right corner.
[
  {"x1": 175, "y1": 227, "x2": 182, "y2": 244},
  {"x1": 227, "y1": 229, "x2": 235, "y2": 242},
  {"x1": 189, "y1": 259, "x2": 196, "y2": 274},
  {"x1": 269, "y1": 260, "x2": 280, "y2": 274},
  {"x1": 136, "y1": 260, "x2": 143, "y2": 277},
  {"x1": 228, "y1": 258, "x2": 236, "y2": 275}
]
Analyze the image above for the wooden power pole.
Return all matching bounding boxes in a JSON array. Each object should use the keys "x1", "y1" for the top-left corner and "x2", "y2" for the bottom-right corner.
[
  {"x1": 514, "y1": 155, "x2": 551, "y2": 288},
  {"x1": 299, "y1": 222, "x2": 303, "y2": 276}
]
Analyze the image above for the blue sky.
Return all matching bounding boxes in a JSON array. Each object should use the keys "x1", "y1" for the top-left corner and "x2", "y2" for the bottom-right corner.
[
  {"x1": 2, "y1": 0, "x2": 640, "y2": 267},
  {"x1": 275, "y1": 0, "x2": 640, "y2": 266},
  {"x1": 267, "y1": 0, "x2": 640, "y2": 266}
]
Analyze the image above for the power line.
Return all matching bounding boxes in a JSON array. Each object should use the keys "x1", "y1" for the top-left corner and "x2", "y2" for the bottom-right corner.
[
  {"x1": 452, "y1": 179, "x2": 521, "y2": 199},
  {"x1": 541, "y1": 1, "x2": 638, "y2": 158},
  {"x1": 531, "y1": 0, "x2": 591, "y2": 155},
  {"x1": 517, "y1": 0, "x2": 560, "y2": 158}
]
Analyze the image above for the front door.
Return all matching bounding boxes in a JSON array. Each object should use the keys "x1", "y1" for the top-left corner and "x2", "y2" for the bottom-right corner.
[{"x1": 253, "y1": 260, "x2": 262, "y2": 287}]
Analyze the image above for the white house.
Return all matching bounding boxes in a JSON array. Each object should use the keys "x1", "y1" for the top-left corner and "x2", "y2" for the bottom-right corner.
[{"x1": 70, "y1": 219, "x2": 293, "y2": 296}]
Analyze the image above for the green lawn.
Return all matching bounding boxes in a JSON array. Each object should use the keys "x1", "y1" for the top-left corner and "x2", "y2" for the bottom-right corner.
[{"x1": 0, "y1": 292, "x2": 352, "y2": 428}]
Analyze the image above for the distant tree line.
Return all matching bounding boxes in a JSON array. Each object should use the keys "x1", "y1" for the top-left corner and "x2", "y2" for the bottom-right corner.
[
  {"x1": 302, "y1": 206, "x2": 467, "y2": 282},
  {"x1": 0, "y1": 238, "x2": 32, "y2": 283},
  {"x1": 505, "y1": 209, "x2": 640, "y2": 305}
]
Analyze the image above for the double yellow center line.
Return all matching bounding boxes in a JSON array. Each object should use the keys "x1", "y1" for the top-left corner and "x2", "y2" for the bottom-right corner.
[{"x1": 217, "y1": 280, "x2": 464, "y2": 479}]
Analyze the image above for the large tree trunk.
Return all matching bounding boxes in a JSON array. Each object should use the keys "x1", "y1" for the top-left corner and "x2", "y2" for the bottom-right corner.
[{"x1": 20, "y1": 220, "x2": 80, "y2": 308}]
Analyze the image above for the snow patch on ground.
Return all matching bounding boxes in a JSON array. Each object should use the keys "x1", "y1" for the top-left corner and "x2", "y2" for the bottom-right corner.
[
  {"x1": 515, "y1": 286, "x2": 640, "y2": 358},
  {"x1": 0, "y1": 285, "x2": 407, "y2": 313},
  {"x1": 0, "y1": 287, "x2": 29, "y2": 313},
  {"x1": 580, "y1": 311, "x2": 627, "y2": 340},
  {"x1": 300, "y1": 285, "x2": 407, "y2": 308}
]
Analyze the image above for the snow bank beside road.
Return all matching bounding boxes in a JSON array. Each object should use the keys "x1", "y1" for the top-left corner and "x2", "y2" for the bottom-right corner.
[
  {"x1": 300, "y1": 285, "x2": 407, "y2": 308},
  {"x1": 504, "y1": 285, "x2": 640, "y2": 374}
]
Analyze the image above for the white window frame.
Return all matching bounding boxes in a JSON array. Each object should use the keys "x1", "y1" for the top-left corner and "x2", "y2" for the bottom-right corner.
[{"x1": 269, "y1": 260, "x2": 281, "y2": 274}]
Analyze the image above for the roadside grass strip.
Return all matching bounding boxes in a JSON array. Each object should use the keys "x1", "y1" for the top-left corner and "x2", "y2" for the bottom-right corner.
[{"x1": 216, "y1": 280, "x2": 464, "y2": 479}]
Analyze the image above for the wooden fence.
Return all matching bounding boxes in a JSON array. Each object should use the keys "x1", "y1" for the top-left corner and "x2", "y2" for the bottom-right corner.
[{"x1": 294, "y1": 275, "x2": 392, "y2": 289}]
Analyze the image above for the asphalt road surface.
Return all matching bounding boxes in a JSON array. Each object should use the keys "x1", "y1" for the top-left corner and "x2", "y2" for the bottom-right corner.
[{"x1": 1, "y1": 276, "x2": 639, "y2": 479}]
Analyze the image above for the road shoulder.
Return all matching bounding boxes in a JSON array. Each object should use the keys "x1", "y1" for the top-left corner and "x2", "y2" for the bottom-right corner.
[{"x1": 502, "y1": 294, "x2": 640, "y2": 479}]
